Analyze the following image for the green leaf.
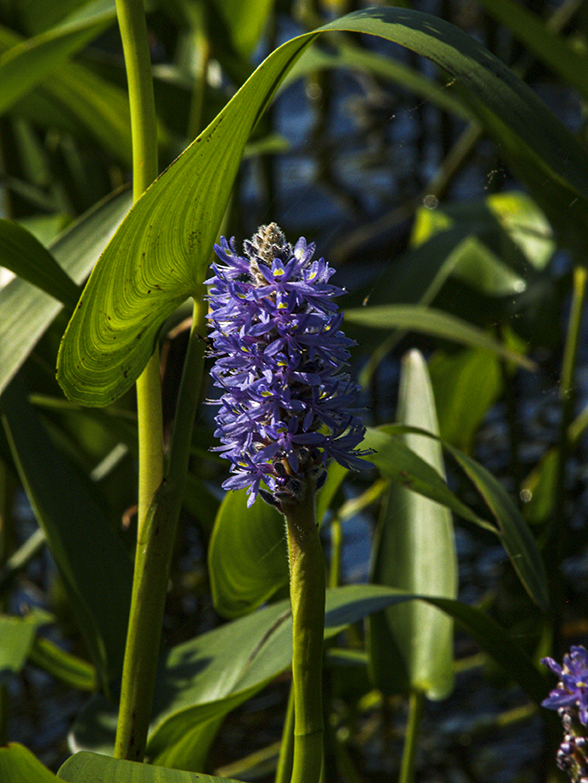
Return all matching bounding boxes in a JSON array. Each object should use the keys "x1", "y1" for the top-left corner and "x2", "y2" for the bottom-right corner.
[
  {"x1": 29, "y1": 636, "x2": 97, "y2": 691},
  {"x1": 71, "y1": 585, "x2": 545, "y2": 769},
  {"x1": 475, "y1": 0, "x2": 588, "y2": 104},
  {"x1": 362, "y1": 427, "x2": 496, "y2": 532},
  {"x1": 0, "y1": 2, "x2": 116, "y2": 117},
  {"x1": 211, "y1": 0, "x2": 275, "y2": 57},
  {"x1": 0, "y1": 219, "x2": 80, "y2": 307},
  {"x1": 285, "y1": 37, "x2": 471, "y2": 120},
  {"x1": 428, "y1": 347, "x2": 502, "y2": 453},
  {"x1": 0, "y1": 743, "x2": 59, "y2": 783},
  {"x1": 344, "y1": 304, "x2": 535, "y2": 369},
  {"x1": 445, "y1": 443, "x2": 549, "y2": 612},
  {"x1": 0, "y1": 376, "x2": 133, "y2": 687},
  {"x1": 208, "y1": 488, "x2": 288, "y2": 618},
  {"x1": 0, "y1": 23, "x2": 132, "y2": 165},
  {"x1": 372, "y1": 423, "x2": 549, "y2": 611},
  {"x1": 0, "y1": 611, "x2": 53, "y2": 685},
  {"x1": 0, "y1": 187, "x2": 132, "y2": 396},
  {"x1": 57, "y1": 5, "x2": 588, "y2": 405},
  {"x1": 58, "y1": 752, "x2": 241, "y2": 782},
  {"x1": 369, "y1": 350, "x2": 457, "y2": 699}
]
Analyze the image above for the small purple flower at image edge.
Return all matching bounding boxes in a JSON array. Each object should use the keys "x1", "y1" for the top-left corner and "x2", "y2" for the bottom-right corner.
[{"x1": 542, "y1": 645, "x2": 588, "y2": 725}]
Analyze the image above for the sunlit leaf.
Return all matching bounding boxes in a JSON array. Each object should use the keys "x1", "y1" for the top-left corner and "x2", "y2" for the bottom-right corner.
[
  {"x1": 370, "y1": 351, "x2": 457, "y2": 699},
  {"x1": 344, "y1": 304, "x2": 535, "y2": 369},
  {"x1": 0, "y1": 743, "x2": 59, "y2": 783},
  {"x1": 57, "y1": 6, "x2": 588, "y2": 405},
  {"x1": 363, "y1": 427, "x2": 496, "y2": 532},
  {"x1": 58, "y1": 751, "x2": 241, "y2": 782},
  {"x1": 70, "y1": 584, "x2": 546, "y2": 769}
]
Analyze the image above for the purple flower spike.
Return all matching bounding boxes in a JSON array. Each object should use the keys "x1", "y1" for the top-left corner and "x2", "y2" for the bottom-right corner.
[
  {"x1": 542, "y1": 646, "x2": 588, "y2": 725},
  {"x1": 206, "y1": 223, "x2": 371, "y2": 509}
]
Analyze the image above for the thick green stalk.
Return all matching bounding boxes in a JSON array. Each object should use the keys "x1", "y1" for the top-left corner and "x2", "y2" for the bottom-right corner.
[
  {"x1": 283, "y1": 482, "x2": 325, "y2": 783},
  {"x1": 398, "y1": 689, "x2": 425, "y2": 783}
]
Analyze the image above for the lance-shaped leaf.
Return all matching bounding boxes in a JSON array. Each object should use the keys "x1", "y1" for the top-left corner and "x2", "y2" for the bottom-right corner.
[
  {"x1": 58, "y1": 6, "x2": 588, "y2": 405},
  {"x1": 369, "y1": 350, "x2": 457, "y2": 699}
]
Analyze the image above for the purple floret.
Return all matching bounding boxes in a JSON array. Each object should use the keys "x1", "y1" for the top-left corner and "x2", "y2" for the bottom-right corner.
[
  {"x1": 206, "y1": 223, "x2": 371, "y2": 509},
  {"x1": 542, "y1": 645, "x2": 588, "y2": 726}
]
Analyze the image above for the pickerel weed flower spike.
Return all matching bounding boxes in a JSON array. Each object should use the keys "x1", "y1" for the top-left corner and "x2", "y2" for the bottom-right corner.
[
  {"x1": 206, "y1": 223, "x2": 371, "y2": 509},
  {"x1": 542, "y1": 646, "x2": 588, "y2": 782}
]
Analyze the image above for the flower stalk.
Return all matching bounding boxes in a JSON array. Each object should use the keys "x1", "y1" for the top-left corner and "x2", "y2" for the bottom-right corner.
[
  {"x1": 207, "y1": 224, "x2": 370, "y2": 782},
  {"x1": 284, "y1": 480, "x2": 325, "y2": 783}
]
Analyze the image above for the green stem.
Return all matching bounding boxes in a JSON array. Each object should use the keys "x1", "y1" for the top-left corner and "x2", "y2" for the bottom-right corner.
[
  {"x1": 115, "y1": 0, "x2": 158, "y2": 201},
  {"x1": 113, "y1": 0, "x2": 203, "y2": 762},
  {"x1": 283, "y1": 481, "x2": 325, "y2": 783},
  {"x1": 115, "y1": 297, "x2": 207, "y2": 761},
  {"x1": 398, "y1": 690, "x2": 425, "y2": 783},
  {"x1": 114, "y1": 0, "x2": 161, "y2": 538}
]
